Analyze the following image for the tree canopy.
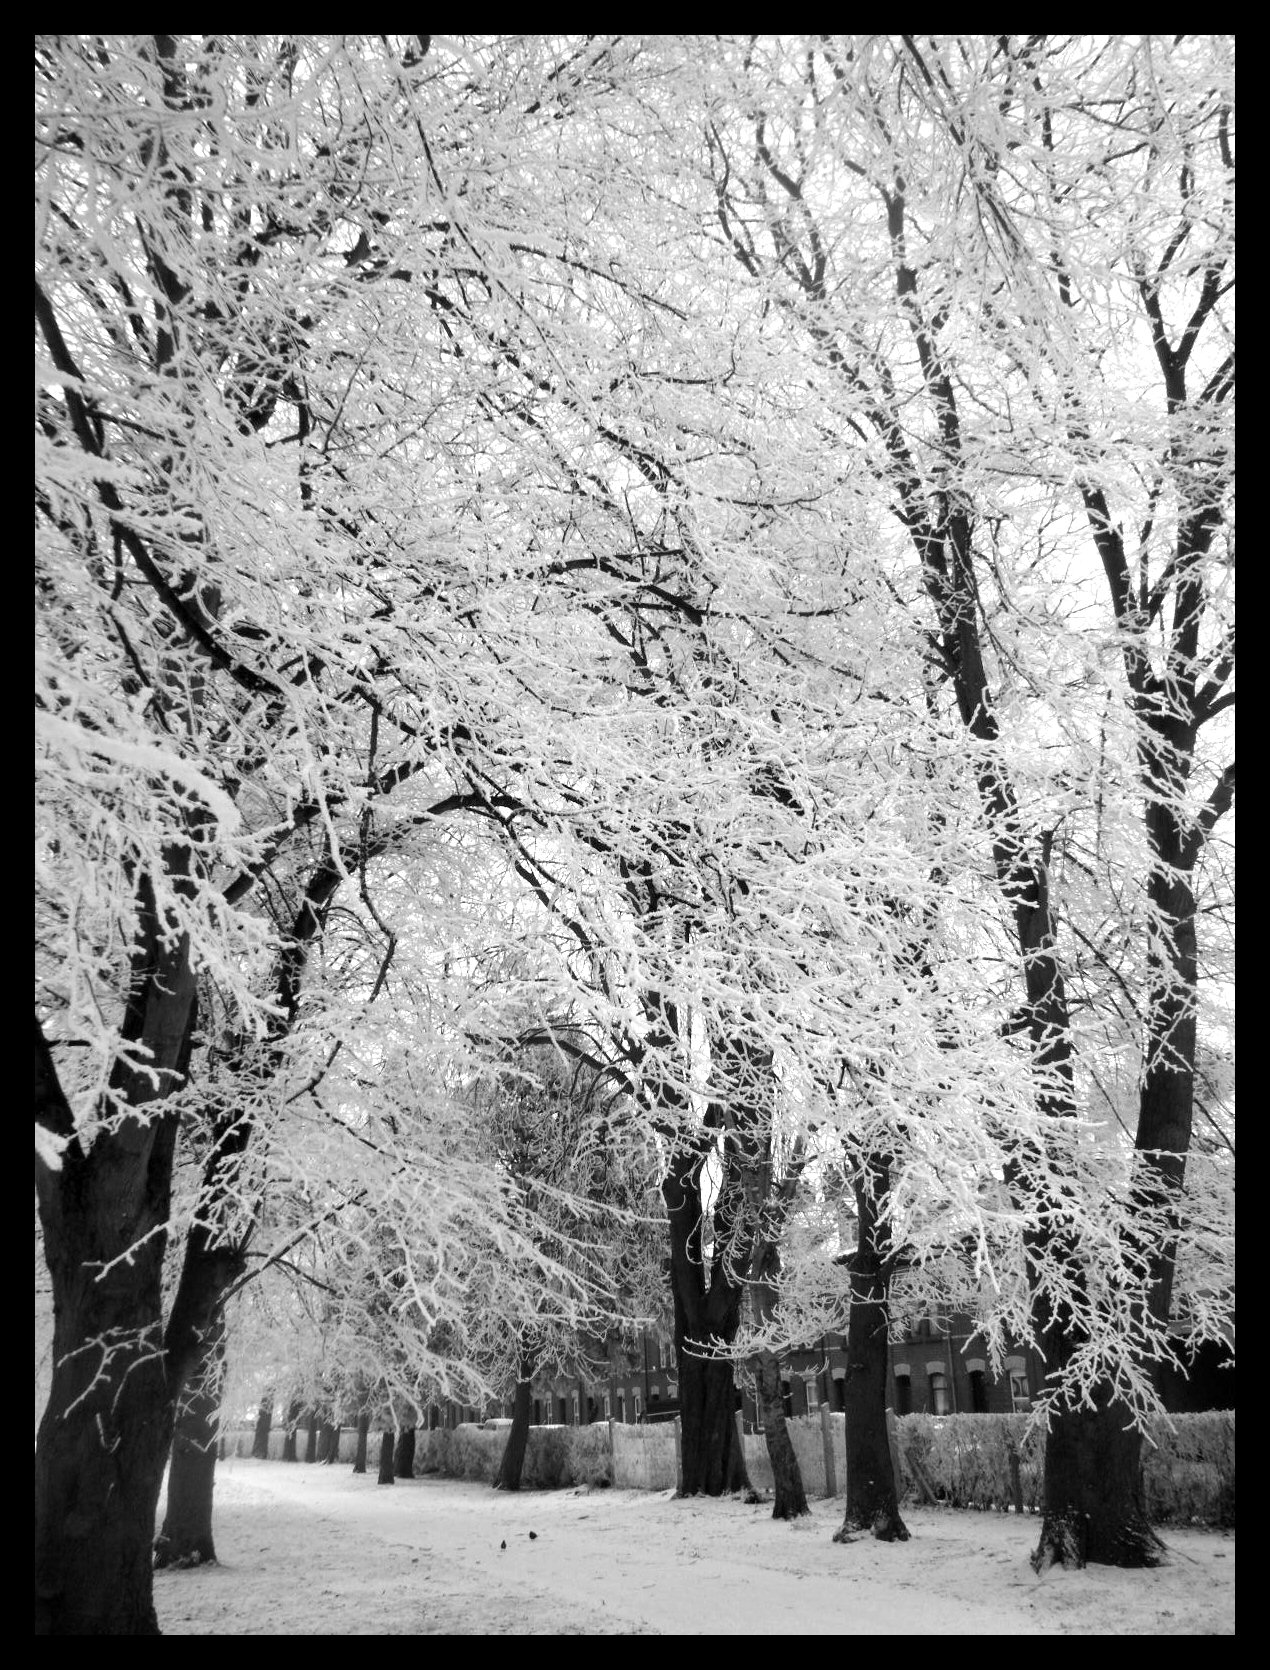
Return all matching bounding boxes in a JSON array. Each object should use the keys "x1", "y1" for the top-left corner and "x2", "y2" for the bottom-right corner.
[{"x1": 36, "y1": 33, "x2": 1233, "y2": 1630}]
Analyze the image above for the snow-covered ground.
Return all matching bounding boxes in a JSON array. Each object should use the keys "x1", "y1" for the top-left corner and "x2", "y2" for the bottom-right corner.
[{"x1": 154, "y1": 1458, "x2": 1234, "y2": 1634}]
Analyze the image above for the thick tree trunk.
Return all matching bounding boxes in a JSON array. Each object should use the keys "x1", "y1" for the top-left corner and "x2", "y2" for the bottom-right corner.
[
  {"x1": 663, "y1": 1140, "x2": 751, "y2": 1498},
  {"x1": 838, "y1": 1166, "x2": 907, "y2": 1543},
  {"x1": 495, "y1": 1358, "x2": 534, "y2": 1491},
  {"x1": 754, "y1": 1349, "x2": 808, "y2": 1520},
  {"x1": 35, "y1": 1330, "x2": 173, "y2": 1634},
  {"x1": 154, "y1": 1324, "x2": 226, "y2": 1569},
  {"x1": 679, "y1": 1352, "x2": 749, "y2": 1495},
  {"x1": 35, "y1": 988, "x2": 194, "y2": 1635},
  {"x1": 320, "y1": 1420, "x2": 340, "y2": 1464},
  {"x1": 1032, "y1": 1385, "x2": 1163, "y2": 1569},
  {"x1": 251, "y1": 1391, "x2": 274, "y2": 1460},
  {"x1": 394, "y1": 1426, "x2": 416, "y2": 1478},
  {"x1": 282, "y1": 1399, "x2": 303, "y2": 1462},
  {"x1": 352, "y1": 1411, "x2": 370, "y2": 1474},
  {"x1": 304, "y1": 1409, "x2": 319, "y2": 1463},
  {"x1": 377, "y1": 1431, "x2": 396, "y2": 1485}
]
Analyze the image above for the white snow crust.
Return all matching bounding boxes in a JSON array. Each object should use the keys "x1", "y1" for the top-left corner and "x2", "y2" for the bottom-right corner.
[{"x1": 154, "y1": 1458, "x2": 1234, "y2": 1635}]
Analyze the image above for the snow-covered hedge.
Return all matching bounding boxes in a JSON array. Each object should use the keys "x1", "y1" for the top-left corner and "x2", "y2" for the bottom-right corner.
[
  {"x1": 893, "y1": 1412, "x2": 1234, "y2": 1526},
  {"x1": 224, "y1": 1409, "x2": 1232, "y2": 1522},
  {"x1": 1142, "y1": 1412, "x2": 1235, "y2": 1527},
  {"x1": 417, "y1": 1422, "x2": 613, "y2": 1489}
]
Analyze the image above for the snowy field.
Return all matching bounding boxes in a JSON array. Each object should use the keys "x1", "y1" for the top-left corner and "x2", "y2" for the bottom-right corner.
[{"x1": 154, "y1": 1459, "x2": 1234, "y2": 1635}]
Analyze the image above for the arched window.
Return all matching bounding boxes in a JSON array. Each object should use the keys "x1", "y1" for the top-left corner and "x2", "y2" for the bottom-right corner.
[{"x1": 928, "y1": 1370, "x2": 951, "y2": 1415}]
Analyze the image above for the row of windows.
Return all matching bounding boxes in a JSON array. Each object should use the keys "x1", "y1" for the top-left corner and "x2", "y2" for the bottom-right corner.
[
  {"x1": 531, "y1": 1380, "x2": 681, "y2": 1426},
  {"x1": 893, "y1": 1367, "x2": 1030, "y2": 1416},
  {"x1": 770, "y1": 1364, "x2": 1032, "y2": 1418}
]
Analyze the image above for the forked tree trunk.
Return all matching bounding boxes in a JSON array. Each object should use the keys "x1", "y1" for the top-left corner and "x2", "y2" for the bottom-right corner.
[
  {"x1": 664, "y1": 1140, "x2": 751, "y2": 1498},
  {"x1": 837, "y1": 1165, "x2": 907, "y2": 1544},
  {"x1": 394, "y1": 1426, "x2": 416, "y2": 1478},
  {"x1": 377, "y1": 1431, "x2": 396, "y2": 1485},
  {"x1": 679, "y1": 1350, "x2": 749, "y2": 1495},
  {"x1": 251, "y1": 1392, "x2": 274, "y2": 1460},
  {"x1": 154, "y1": 1324, "x2": 226, "y2": 1569},
  {"x1": 352, "y1": 1411, "x2": 370, "y2": 1474},
  {"x1": 753, "y1": 1349, "x2": 808, "y2": 1520},
  {"x1": 495, "y1": 1358, "x2": 534, "y2": 1491}
]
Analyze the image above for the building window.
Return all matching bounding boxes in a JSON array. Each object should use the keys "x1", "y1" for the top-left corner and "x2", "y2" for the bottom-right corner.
[
  {"x1": 928, "y1": 1371, "x2": 951, "y2": 1415},
  {"x1": 633, "y1": 1388, "x2": 643, "y2": 1421},
  {"x1": 616, "y1": 1391, "x2": 626, "y2": 1423},
  {"x1": 895, "y1": 1372, "x2": 912, "y2": 1416},
  {"x1": 781, "y1": 1377, "x2": 794, "y2": 1419},
  {"x1": 571, "y1": 1392, "x2": 580, "y2": 1424},
  {"x1": 969, "y1": 1369, "x2": 988, "y2": 1414},
  {"x1": 603, "y1": 1392, "x2": 611, "y2": 1420},
  {"x1": 804, "y1": 1376, "x2": 821, "y2": 1412},
  {"x1": 1009, "y1": 1370, "x2": 1031, "y2": 1412}
]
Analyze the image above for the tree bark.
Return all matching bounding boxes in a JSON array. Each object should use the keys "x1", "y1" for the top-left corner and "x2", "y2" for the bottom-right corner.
[
  {"x1": 1033, "y1": 1391, "x2": 1163, "y2": 1569},
  {"x1": 352, "y1": 1410, "x2": 370, "y2": 1474},
  {"x1": 304, "y1": 1409, "x2": 319, "y2": 1463},
  {"x1": 753, "y1": 1349, "x2": 808, "y2": 1519},
  {"x1": 320, "y1": 1420, "x2": 340, "y2": 1464},
  {"x1": 377, "y1": 1430, "x2": 396, "y2": 1485},
  {"x1": 734, "y1": 1056, "x2": 810, "y2": 1522},
  {"x1": 494, "y1": 1356, "x2": 534, "y2": 1491},
  {"x1": 154, "y1": 1322, "x2": 226, "y2": 1568},
  {"x1": 35, "y1": 980, "x2": 196, "y2": 1635},
  {"x1": 251, "y1": 1391, "x2": 274, "y2": 1460},
  {"x1": 394, "y1": 1426, "x2": 416, "y2": 1478},
  {"x1": 663, "y1": 1140, "x2": 752, "y2": 1497},
  {"x1": 838, "y1": 1164, "x2": 908, "y2": 1542},
  {"x1": 282, "y1": 1398, "x2": 303, "y2": 1462}
]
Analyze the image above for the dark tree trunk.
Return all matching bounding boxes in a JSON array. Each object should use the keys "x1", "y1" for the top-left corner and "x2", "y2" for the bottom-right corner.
[
  {"x1": 495, "y1": 1358, "x2": 534, "y2": 1491},
  {"x1": 320, "y1": 1420, "x2": 340, "y2": 1464},
  {"x1": 754, "y1": 1349, "x2": 808, "y2": 1520},
  {"x1": 304, "y1": 1409, "x2": 319, "y2": 1463},
  {"x1": 352, "y1": 1411, "x2": 370, "y2": 1474},
  {"x1": 154, "y1": 1323, "x2": 226, "y2": 1569},
  {"x1": 838, "y1": 1163, "x2": 908, "y2": 1543},
  {"x1": 679, "y1": 1350, "x2": 749, "y2": 1495},
  {"x1": 35, "y1": 983, "x2": 196, "y2": 1635},
  {"x1": 377, "y1": 1431, "x2": 396, "y2": 1485},
  {"x1": 35, "y1": 1305, "x2": 174, "y2": 1635},
  {"x1": 1032, "y1": 1383, "x2": 1163, "y2": 1569},
  {"x1": 282, "y1": 1399, "x2": 303, "y2": 1462},
  {"x1": 663, "y1": 1140, "x2": 751, "y2": 1498},
  {"x1": 251, "y1": 1391, "x2": 274, "y2": 1460},
  {"x1": 736, "y1": 1073, "x2": 810, "y2": 1523},
  {"x1": 394, "y1": 1426, "x2": 416, "y2": 1478}
]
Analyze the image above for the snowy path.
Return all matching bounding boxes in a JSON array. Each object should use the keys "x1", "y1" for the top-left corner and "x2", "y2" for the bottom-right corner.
[{"x1": 153, "y1": 1460, "x2": 1234, "y2": 1635}]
